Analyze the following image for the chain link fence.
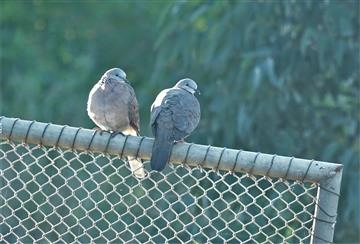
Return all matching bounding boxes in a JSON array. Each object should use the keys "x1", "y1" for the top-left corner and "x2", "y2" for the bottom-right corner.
[{"x1": 0, "y1": 117, "x2": 343, "y2": 243}]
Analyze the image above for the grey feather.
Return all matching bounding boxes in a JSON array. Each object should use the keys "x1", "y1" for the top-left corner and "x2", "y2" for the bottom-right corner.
[
  {"x1": 150, "y1": 127, "x2": 173, "y2": 171},
  {"x1": 150, "y1": 78, "x2": 201, "y2": 171},
  {"x1": 87, "y1": 68, "x2": 145, "y2": 178}
]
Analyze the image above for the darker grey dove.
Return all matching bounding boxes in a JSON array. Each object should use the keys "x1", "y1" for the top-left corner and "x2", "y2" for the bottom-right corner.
[
  {"x1": 87, "y1": 68, "x2": 145, "y2": 178},
  {"x1": 150, "y1": 78, "x2": 201, "y2": 171}
]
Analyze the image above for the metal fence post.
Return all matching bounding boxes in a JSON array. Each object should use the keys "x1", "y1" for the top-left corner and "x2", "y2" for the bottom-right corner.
[{"x1": 311, "y1": 166, "x2": 343, "y2": 243}]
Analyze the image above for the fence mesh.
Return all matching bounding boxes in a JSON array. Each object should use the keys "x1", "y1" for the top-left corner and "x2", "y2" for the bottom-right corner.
[{"x1": 0, "y1": 140, "x2": 318, "y2": 243}]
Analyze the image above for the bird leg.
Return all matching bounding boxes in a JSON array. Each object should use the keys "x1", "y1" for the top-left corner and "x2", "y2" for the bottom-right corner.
[
  {"x1": 109, "y1": 130, "x2": 125, "y2": 138},
  {"x1": 174, "y1": 138, "x2": 185, "y2": 144},
  {"x1": 92, "y1": 127, "x2": 108, "y2": 136},
  {"x1": 92, "y1": 127, "x2": 124, "y2": 138}
]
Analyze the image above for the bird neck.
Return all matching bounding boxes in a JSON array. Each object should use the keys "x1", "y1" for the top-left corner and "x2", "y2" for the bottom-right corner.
[{"x1": 180, "y1": 86, "x2": 195, "y2": 95}]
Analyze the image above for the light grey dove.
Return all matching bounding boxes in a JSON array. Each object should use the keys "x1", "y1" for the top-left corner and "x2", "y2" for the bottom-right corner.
[
  {"x1": 150, "y1": 78, "x2": 201, "y2": 171},
  {"x1": 87, "y1": 68, "x2": 145, "y2": 178}
]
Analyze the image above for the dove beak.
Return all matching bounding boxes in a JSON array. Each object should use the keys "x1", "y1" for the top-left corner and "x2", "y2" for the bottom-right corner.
[{"x1": 195, "y1": 89, "x2": 201, "y2": 95}]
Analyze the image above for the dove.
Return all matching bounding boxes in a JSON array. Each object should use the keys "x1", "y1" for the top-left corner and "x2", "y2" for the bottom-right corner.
[
  {"x1": 150, "y1": 78, "x2": 201, "y2": 171},
  {"x1": 87, "y1": 68, "x2": 146, "y2": 178}
]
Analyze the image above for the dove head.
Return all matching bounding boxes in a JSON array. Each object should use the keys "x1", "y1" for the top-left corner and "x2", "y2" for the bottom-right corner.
[
  {"x1": 175, "y1": 78, "x2": 199, "y2": 95},
  {"x1": 102, "y1": 68, "x2": 129, "y2": 83}
]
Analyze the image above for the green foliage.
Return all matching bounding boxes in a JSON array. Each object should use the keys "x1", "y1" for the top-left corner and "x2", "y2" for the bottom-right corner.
[
  {"x1": 1, "y1": 0, "x2": 162, "y2": 127},
  {"x1": 1, "y1": 0, "x2": 359, "y2": 242},
  {"x1": 153, "y1": 1, "x2": 359, "y2": 241}
]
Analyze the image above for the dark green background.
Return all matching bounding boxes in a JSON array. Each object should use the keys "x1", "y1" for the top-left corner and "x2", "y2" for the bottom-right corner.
[{"x1": 1, "y1": 0, "x2": 359, "y2": 242}]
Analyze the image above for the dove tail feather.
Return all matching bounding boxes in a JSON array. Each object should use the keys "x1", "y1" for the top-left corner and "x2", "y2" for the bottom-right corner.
[
  {"x1": 151, "y1": 129, "x2": 173, "y2": 171},
  {"x1": 122, "y1": 127, "x2": 145, "y2": 178},
  {"x1": 128, "y1": 157, "x2": 146, "y2": 178}
]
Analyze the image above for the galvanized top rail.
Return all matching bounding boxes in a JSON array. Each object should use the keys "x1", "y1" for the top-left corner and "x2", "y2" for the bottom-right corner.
[{"x1": 0, "y1": 116, "x2": 341, "y2": 184}]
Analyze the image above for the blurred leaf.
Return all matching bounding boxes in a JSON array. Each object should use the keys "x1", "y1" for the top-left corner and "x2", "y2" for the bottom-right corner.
[{"x1": 1, "y1": 0, "x2": 359, "y2": 241}]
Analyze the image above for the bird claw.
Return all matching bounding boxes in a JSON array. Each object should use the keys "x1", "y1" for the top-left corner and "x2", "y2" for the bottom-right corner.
[
  {"x1": 92, "y1": 127, "x2": 125, "y2": 137},
  {"x1": 93, "y1": 127, "x2": 107, "y2": 136},
  {"x1": 174, "y1": 139, "x2": 185, "y2": 144},
  {"x1": 109, "y1": 131, "x2": 125, "y2": 138}
]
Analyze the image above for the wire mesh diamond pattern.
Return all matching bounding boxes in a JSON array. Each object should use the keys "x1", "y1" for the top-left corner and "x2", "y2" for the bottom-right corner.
[{"x1": 0, "y1": 140, "x2": 318, "y2": 243}]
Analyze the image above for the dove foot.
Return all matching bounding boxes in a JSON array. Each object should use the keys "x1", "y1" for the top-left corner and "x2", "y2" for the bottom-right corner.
[
  {"x1": 109, "y1": 131, "x2": 125, "y2": 138},
  {"x1": 174, "y1": 139, "x2": 185, "y2": 144},
  {"x1": 92, "y1": 127, "x2": 125, "y2": 137},
  {"x1": 93, "y1": 127, "x2": 109, "y2": 136}
]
